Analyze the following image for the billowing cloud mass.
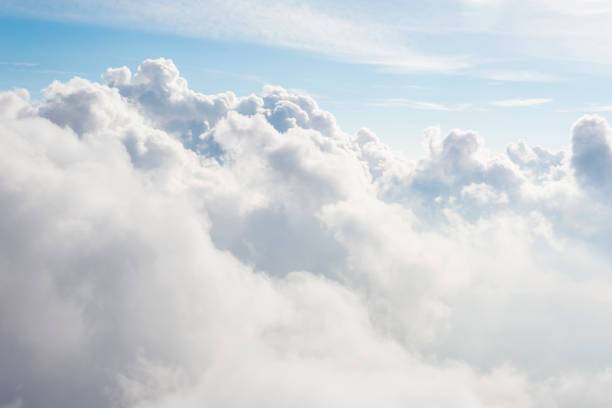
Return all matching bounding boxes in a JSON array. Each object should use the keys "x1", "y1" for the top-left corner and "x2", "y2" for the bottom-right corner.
[{"x1": 3, "y1": 58, "x2": 612, "y2": 408}]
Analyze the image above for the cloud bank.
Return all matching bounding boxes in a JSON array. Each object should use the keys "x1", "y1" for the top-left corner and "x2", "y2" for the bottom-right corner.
[{"x1": 2, "y1": 58, "x2": 612, "y2": 408}]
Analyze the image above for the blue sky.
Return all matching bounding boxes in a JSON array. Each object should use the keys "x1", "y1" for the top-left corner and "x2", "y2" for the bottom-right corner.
[{"x1": 2, "y1": 0, "x2": 612, "y2": 155}]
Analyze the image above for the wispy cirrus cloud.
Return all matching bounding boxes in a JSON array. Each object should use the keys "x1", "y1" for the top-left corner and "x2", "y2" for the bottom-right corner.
[
  {"x1": 369, "y1": 98, "x2": 470, "y2": 111},
  {"x1": 4, "y1": 0, "x2": 612, "y2": 78},
  {"x1": 492, "y1": 98, "x2": 552, "y2": 108},
  {"x1": 587, "y1": 104, "x2": 612, "y2": 112},
  {"x1": 372, "y1": 97, "x2": 557, "y2": 111},
  {"x1": 481, "y1": 70, "x2": 563, "y2": 83},
  {"x1": 0, "y1": 0, "x2": 471, "y2": 73},
  {"x1": 0, "y1": 61, "x2": 39, "y2": 67},
  {"x1": 557, "y1": 104, "x2": 612, "y2": 113}
]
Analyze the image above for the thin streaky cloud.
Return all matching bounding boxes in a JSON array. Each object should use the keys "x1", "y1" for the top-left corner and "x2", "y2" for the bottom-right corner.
[
  {"x1": 0, "y1": 62, "x2": 84, "y2": 76},
  {"x1": 0, "y1": 61, "x2": 39, "y2": 67},
  {"x1": 369, "y1": 98, "x2": 471, "y2": 111},
  {"x1": 0, "y1": 0, "x2": 471, "y2": 73},
  {"x1": 589, "y1": 104, "x2": 612, "y2": 112},
  {"x1": 200, "y1": 68, "x2": 268, "y2": 85},
  {"x1": 13, "y1": 68, "x2": 88, "y2": 76},
  {"x1": 6, "y1": 0, "x2": 612, "y2": 76},
  {"x1": 492, "y1": 98, "x2": 552, "y2": 108},
  {"x1": 557, "y1": 104, "x2": 612, "y2": 113},
  {"x1": 481, "y1": 70, "x2": 564, "y2": 83}
]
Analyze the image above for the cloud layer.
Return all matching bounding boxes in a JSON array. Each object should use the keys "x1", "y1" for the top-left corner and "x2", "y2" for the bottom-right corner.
[
  {"x1": 2, "y1": 58, "x2": 612, "y2": 408},
  {"x1": 0, "y1": 0, "x2": 470, "y2": 72},
  {"x1": 4, "y1": 0, "x2": 612, "y2": 76}
]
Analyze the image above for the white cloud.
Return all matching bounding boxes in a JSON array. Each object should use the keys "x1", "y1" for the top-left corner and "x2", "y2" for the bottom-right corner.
[
  {"x1": 492, "y1": 98, "x2": 552, "y2": 108},
  {"x1": 6, "y1": 0, "x2": 612, "y2": 77},
  {"x1": 370, "y1": 99, "x2": 470, "y2": 111},
  {"x1": 0, "y1": 62, "x2": 39, "y2": 67},
  {"x1": 556, "y1": 105, "x2": 612, "y2": 114},
  {"x1": 580, "y1": 105, "x2": 612, "y2": 112},
  {"x1": 2, "y1": 59, "x2": 612, "y2": 408},
  {"x1": 586, "y1": 105, "x2": 612, "y2": 112},
  {"x1": 5, "y1": 0, "x2": 612, "y2": 87},
  {"x1": 457, "y1": 0, "x2": 612, "y2": 68},
  {"x1": 482, "y1": 70, "x2": 563, "y2": 83},
  {"x1": 0, "y1": 0, "x2": 470, "y2": 73},
  {"x1": 571, "y1": 114, "x2": 612, "y2": 193}
]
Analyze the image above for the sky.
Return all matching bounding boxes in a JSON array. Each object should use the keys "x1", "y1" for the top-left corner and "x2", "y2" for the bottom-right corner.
[
  {"x1": 4, "y1": 2, "x2": 612, "y2": 408},
  {"x1": 2, "y1": 1, "x2": 612, "y2": 155}
]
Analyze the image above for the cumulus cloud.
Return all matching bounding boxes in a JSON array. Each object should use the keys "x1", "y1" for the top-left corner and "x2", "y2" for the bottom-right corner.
[
  {"x1": 571, "y1": 114, "x2": 612, "y2": 193},
  {"x1": 2, "y1": 58, "x2": 612, "y2": 408}
]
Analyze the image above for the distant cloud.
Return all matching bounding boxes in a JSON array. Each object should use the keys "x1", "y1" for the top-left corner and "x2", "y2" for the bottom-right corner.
[
  {"x1": 0, "y1": 61, "x2": 39, "y2": 67},
  {"x1": 556, "y1": 104, "x2": 612, "y2": 113},
  {"x1": 482, "y1": 70, "x2": 563, "y2": 83},
  {"x1": 0, "y1": 61, "x2": 84, "y2": 76},
  {"x1": 370, "y1": 98, "x2": 470, "y2": 111},
  {"x1": 373, "y1": 97, "x2": 554, "y2": 111},
  {"x1": 572, "y1": 114, "x2": 612, "y2": 192},
  {"x1": 588, "y1": 104, "x2": 612, "y2": 112},
  {"x1": 492, "y1": 98, "x2": 552, "y2": 108}
]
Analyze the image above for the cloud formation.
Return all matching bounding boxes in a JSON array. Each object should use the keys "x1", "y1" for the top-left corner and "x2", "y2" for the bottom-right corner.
[
  {"x1": 4, "y1": 0, "x2": 612, "y2": 77},
  {"x1": 2, "y1": 58, "x2": 612, "y2": 408},
  {"x1": 492, "y1": 98, "x2": 552, "y2": 108},
  {"x1": 0, "y1": 0, "x2": 470, "y2": 73},
  {"x1": 369, "y1": 99, "x2": 470, "y2": 111}
]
